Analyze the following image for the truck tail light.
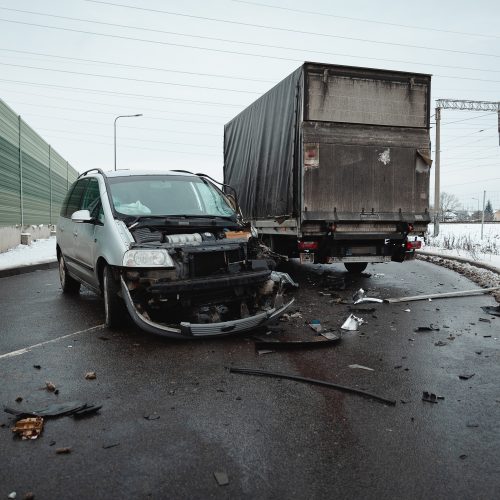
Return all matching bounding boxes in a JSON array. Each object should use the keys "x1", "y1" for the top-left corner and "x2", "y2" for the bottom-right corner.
[
  {"x1": 298, "y1": 240, "x2": 318, "y2": 251},
  {"x1": 406, "y1": 240, "x2": 422, "y2": 250}
]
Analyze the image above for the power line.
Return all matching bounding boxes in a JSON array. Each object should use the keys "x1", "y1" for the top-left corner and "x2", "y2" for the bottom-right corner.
[
  {"x1": 40, "y1": 133, "x2": 221, "y2": 157},
  {"x1": 0, "y1": 87, "x2": 233, "y2": 120},
  {"x1": 21, "y1": 113, "x2": 222, "y2": 136},
  {"x1": 4, "y1": 99, "x2": 225, "y2": 126},
  {"x1": 0, "y1": 61, "x2": 260, "y2": 94},
  {"x1": 0, "y1": 47, "x2": 275, "y2": 83},
  {"x1": 232, "y1": 0, "x2": 500, "y2": 40},
  {"x1": 36, "y1": 127, "x2": 220, "y2": 148},
  {"x1": 82, "y1": 0, "x2": 500, "y2": 59},
  {"x1": 2, "y1": 17, "x2": 500, "y2": 86},
  {"x1": 2, "y1": 10, "x2": 500, "y2": 75},
  {"x1": 0, "y1": 78, "x2": 245, "y2": 107}
]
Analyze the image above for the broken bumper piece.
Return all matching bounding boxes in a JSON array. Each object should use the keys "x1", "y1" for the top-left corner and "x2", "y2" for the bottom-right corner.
[{"x1": 120, "y1": 277, "x2": 294, "y2": 339}]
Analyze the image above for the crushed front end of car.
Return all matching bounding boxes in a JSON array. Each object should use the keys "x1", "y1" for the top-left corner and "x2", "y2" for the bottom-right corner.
[{"x1": 119, "y1": 224, "x2": 294, "y2": 338}]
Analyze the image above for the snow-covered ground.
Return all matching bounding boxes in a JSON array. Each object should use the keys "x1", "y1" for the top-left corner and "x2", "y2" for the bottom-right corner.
[
  {"x1": 0, "y1": 236, "x2": 56, "y2": 270},
  {"x1": 425, "y1": 223, "x2": 500, "y2": 271}
]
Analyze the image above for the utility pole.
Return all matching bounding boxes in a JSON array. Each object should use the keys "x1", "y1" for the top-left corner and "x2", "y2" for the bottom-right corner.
[
  {"x1": 434, "y1": 107, "x2": 441, "y2": 236},
  {"x1": 481, "y1": 190, "x2": 486, "y2": 240},
  {"x1": 433, "y1": 99, "x2": 500, "y2": 236}
]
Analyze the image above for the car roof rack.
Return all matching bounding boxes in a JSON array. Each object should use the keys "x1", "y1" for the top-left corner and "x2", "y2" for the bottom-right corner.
[{"x1": 78, "y1": 168, "x2": 107, "y2": 179}]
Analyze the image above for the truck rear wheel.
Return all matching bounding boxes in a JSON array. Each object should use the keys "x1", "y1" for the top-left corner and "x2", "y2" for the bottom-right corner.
[{"x1": 344, "y1": 262, "x2": 368, "y2": 274}]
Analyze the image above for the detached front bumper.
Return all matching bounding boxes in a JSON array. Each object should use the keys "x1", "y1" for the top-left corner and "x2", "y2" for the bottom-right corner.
[{"x1": 120, "y1": 277, "x2": 294, "y2": 339}]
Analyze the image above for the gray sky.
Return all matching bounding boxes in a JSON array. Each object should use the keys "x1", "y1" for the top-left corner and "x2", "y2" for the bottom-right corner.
[{"x1": 1, "y1": 0, "x2": 499, "y2": 209}]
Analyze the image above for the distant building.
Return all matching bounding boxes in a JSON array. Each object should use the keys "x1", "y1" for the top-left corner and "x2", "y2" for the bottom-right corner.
[{"x1": 494, "y1": 210, "x2": 500, "y2": 222}]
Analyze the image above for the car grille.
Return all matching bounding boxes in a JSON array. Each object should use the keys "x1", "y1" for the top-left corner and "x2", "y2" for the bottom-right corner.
[{"x1": 192, "y1": 249, "x2": 241, "y2": 277}]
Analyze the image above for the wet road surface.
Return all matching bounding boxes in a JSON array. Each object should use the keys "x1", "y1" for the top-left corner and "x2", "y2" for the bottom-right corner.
[{"x1": 0, "y1": 260, "x2": 499, "y2": 499}]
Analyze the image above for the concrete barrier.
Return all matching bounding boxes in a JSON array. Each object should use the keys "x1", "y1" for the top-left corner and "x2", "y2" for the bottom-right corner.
[{"x1": 0, "y1": 225, "x2": 55, "y2": 253}]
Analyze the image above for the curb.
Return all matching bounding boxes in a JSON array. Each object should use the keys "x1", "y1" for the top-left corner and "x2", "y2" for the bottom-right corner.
[
  {"x1": 416, "y1": 250, "x2": 500, "y2": 276},
  {"x1": 0, "y1": 259, "x2": 58, "y2": 278}
]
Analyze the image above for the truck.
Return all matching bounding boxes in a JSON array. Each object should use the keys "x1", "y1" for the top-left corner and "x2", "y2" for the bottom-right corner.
[{"x1": 223, "y1": 62, "x2": 432, "y2": 273}]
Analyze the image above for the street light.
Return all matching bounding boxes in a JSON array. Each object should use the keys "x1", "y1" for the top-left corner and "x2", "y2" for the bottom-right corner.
[
  {"x1": 471, "y1": 197, "x2": 479, "y2": 220},
  {"x1": 114, "y1": 114, "x2": 142, "y2": 171}
]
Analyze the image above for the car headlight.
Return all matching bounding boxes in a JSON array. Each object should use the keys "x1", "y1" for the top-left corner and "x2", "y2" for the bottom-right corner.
[{"x1": 122, "y1": 249, "x2": 175, "y2": 268}]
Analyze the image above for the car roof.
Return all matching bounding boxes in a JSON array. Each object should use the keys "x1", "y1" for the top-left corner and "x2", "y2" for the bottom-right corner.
[{"x1": 80, "y1": 169, "x2": 198, "y2": 179}]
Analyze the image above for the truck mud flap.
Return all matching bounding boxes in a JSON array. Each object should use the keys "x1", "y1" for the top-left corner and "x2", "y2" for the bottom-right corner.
[{"x1": 120, "y1": 277, "x2": 294, "y2": 339}]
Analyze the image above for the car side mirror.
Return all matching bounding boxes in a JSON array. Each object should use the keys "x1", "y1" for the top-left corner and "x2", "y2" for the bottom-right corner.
[{"x1": 71, "y1": 209, "x2": 93, "y2": 223}]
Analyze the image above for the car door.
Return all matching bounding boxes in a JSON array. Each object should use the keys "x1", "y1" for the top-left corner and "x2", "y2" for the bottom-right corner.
[
  {"x1": 59, "y1": 178, "x2": 88, "y2": 276},
  {"x1": 73, "y1": 177, "x2": 102, "y2": 287}
]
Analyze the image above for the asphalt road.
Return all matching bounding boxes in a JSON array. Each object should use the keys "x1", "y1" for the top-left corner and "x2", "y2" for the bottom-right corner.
[{"x1": 0, "y1": 260, "x2": 499, "y2": 500}]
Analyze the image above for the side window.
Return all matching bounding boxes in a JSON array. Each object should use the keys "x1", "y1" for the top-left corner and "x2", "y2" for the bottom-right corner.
[
  {"x1": 81, "y1": 178, "x2": 101, "y2": 211},
  {"x1": 65, "y1": 179, "x2": 88, "y2": 218},
  {"x1": 82, "y1": 178, "x2": 105, "y2": 224},
  {"x1": 60, "y1": 185, "x2": 75, "y2": 217}
]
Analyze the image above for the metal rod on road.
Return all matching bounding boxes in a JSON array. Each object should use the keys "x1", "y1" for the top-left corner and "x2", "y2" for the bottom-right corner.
[{"x1": 230, "y1": 367, "x2": 397, "y2": 406}]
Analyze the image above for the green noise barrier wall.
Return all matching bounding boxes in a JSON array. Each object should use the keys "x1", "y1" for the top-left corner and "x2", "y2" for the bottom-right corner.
[{"x1": 0, "y1": 98, "x2": 78, "y2": 226}]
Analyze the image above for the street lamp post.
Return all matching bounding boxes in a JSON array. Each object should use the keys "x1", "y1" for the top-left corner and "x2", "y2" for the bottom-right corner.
[
  {"x1": 114, "y1": 114, "x2": 142, "y2": 171},
  {"x1": 472, "y1": 197, "x2": 479, "y2": 220}
]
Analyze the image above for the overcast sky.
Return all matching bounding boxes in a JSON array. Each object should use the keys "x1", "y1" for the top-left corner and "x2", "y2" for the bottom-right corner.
[{"x1": 1, "y1": 0, "x2": 499, "y2": 210}]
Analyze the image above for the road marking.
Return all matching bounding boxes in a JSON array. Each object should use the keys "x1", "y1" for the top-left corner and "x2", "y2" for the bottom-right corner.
[{"x1": 0, "y1": 324, "x2": 105, "y2": 360}]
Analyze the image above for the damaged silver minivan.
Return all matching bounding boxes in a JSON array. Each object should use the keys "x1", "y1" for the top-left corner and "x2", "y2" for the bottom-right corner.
[{"x1": 56, "y1": 169, "x2": 293, "y2": 338}]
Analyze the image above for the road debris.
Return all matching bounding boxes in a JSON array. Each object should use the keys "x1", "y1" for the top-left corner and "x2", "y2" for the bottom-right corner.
[
  {"x1": 55, "y1": 447, "x2": 72, "y2": 454},
  {"x1": 309, "y1": 320, "x2": 322, "y2": 333},
  {"x1": 45, "y1": 381, "x2": 56, "y2": 392},
  {"x1": 84, "y1": 371, "x2": 97, "y2": 380},
  {"x1": 459, "y1": 373, "x2": 475, "y2": 380},
  {"x1": 11, "y1": 417, "x2": 44, "y2": 440},
  {"x1": 103, "y1": 442, "x2": 120, "y2": 449},
  {"x1": 257, "y1": 349, "x2": 275, "y2": 355},
  {"x1": 8, "y1": 493, "x2": 16, "y2": 499},
  {"x1": 415, "y1": 325, "x2": 440, "y2": 332},
  {"x1": 271, "y1": 271, "x2": 299, "y2": 288},
  {"x1": 230, "y1": 367, "x2": 396, "y2": 406},
  {"x1": 255, "y1": 333, "x2": 340, "y2": 350},
  {"x1": 385, "y1": 286, "x2": 500, "y2": 304},
  {"x1": 481, "y1": 305, "x2": 500, "y2": 317},
  {"x1": 478, "y1": 317, "x2": 491, "y2": 323},
  {"x1": 15, "y1": 397, "x2": 23, "y2": 403},
  {"x1": 213, "y1": 471, "x2": 229, "y2": 486},
  {"x1": 289, "y1": 312, "x2": 302, "y2": 319},
  {"x1": 33, "y1": 365, "x2": 41, "y2": 370},
  {"x1": 348, "y1": 364, "x2": 374, "y2": 371},
  {"x1": 434, "y1": 341, "x2": 448, "y2": 347},
  {"x1": 143, "y1": 413, "x2": 160, "y2": 420},
  {"x1": 341, "y1": 314, "x2": 364, "y2": 331},
  {"x1": 422, "y1": 391, "x2": 439, "y2": 404},
  {"x1": 4, "y1": 401, "x2": 101, "y2": 419},
  {"x1": 352, "y1": 288, "x2": 383, "y2": 304}
]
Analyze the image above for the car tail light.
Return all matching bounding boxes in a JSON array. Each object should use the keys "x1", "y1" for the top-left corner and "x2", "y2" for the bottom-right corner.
[
  {"x1": 298, "y1": 240, "x2": 318, "y2": 251},
  {"x1": 406, "y1": 240, "x2": 422, "y2": 250}
]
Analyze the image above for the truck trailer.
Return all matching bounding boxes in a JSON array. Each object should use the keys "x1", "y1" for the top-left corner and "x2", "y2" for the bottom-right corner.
[{"x1": 223, "y1": 62, "x2": 432, "y2": 273}]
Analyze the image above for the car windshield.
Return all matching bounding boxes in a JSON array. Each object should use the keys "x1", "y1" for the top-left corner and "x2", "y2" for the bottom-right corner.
[{"x1": 108, "y1": 175, "x2": 235, "y2": 218}]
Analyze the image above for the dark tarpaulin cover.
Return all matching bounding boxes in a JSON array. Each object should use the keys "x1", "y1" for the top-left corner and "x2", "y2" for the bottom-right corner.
[{"x1": 224, "y1": 66, "x2": 303, "y2": 219}]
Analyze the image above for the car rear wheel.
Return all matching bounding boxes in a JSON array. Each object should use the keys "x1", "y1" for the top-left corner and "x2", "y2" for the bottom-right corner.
[
  {"x1": 58, "y1": 254, "x2": 81, "y2": 293},
  {"x1": 103, "y1": 265, "x2": 126, "y2": 329},
  {"x1": 344, "y1": 262, "x2": 368, "y2": 274}
]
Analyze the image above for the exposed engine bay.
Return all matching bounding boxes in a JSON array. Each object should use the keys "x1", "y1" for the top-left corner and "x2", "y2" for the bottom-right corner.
[{"x1": 120, "y1": 219, "x2": 295, "y2": 336}]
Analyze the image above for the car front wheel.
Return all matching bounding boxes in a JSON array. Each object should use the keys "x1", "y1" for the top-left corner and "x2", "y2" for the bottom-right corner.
[
  {"x1": 103, "y1": 265, "x2": 126, "y2": 329},
  {"x1": 58, "y1": 254, "x2": 81, "y2": 293}
]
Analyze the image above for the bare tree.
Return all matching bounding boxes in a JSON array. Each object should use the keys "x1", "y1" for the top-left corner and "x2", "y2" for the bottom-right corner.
[{"x1": 439, "y1": 192, "x2": 460, "y2": 221}]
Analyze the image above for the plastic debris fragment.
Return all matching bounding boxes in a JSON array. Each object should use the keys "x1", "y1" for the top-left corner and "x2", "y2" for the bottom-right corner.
[
  {"x1": 341, "y1": 314, "x2": 364, "y2": 331},
  {"x1": 348, "y1": 364, "x2": 374, "y2": 371}
]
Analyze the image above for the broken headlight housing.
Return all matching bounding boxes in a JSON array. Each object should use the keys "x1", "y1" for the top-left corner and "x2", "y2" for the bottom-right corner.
[{"x1": 122, "y1": 249, "x2": 175, "y2": 268}]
